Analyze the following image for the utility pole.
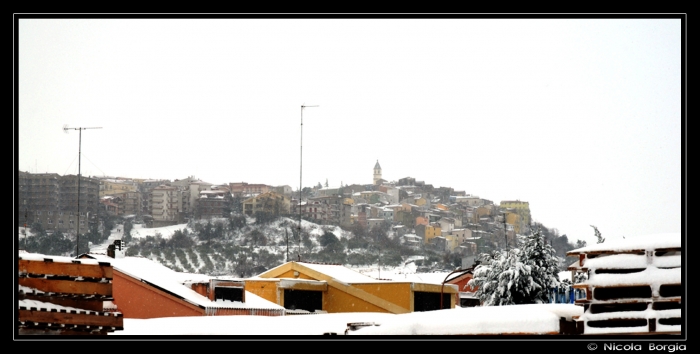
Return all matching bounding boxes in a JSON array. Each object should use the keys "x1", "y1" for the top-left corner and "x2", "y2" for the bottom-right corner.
[
  {"x1": 378, "y1": 247, "x2": 381, "y2": 279},
  {"x1": 298, "y1": 104, "x2": 318, "y2": 261},
  {"x1": 501, "y1": 211, "x2": 508, "y2": 251},
  {"x1": 23, "y1": 209, "x2": 27, "y2": 244},
  {"x1": 64, "y1": 125, "x2": 102, "y2": 257},
  {"x1": 285, "y1": 227, "x2": 289, "y2": 262}
]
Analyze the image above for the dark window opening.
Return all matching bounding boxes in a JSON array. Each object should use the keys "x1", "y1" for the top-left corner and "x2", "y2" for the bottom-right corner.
[
  {"x1": 414, "y1": 291, "x2": 451, "y2": 312},
  {"x1": 214, "y1": 287, "x2": 243, "y2": 302},
  {"x1": 460, "y1": 298, "x2": 480, "y2": 307},
  {"x1": 594, "y1": 268, "x2": 646, "y2": 275},
  {"x1": 284, "y1": 289, "x2": 322, "y2": 312},
  {"x1": 589, "y1": 303, "x2": 648, "y2": 314},
  {"x1": 653, "y1": 302, "x2": 681, "y2": 311},
  {"x1": 655, "y1": 250, "x2": 680, "y2": 257},
  {"x1": 658, "y1": 318, "x2": 681, "y2": 326},
  {"x1": 594, "y1": 286, "x2": 651, "y2": 301},
  {"x1": 659, "y1": 284, "x2": 681, "y2": 297},
  {"x1": 587, "y1": 319, "x2": 648, "y2": 328}
]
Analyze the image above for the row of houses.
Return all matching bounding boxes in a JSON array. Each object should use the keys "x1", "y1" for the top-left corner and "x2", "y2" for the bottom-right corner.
[
  {"x1": 18, "y1": 162, "x2": 532, "y2": 257},
  {"x1": 17, "y1": 171, "x2": 297, "y2": 231},
  {"x1": 19, "y1": 232, "x2": 680, "y2": 335}
]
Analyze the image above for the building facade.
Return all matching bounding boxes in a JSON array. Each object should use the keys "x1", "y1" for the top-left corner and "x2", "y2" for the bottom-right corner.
[
  {"x1": 242, "y1": 191, "x2": 291, "y2": 217},
  {"x1": 150, "y1": 185, "x2": 182, "y2": 226},
  {"x1": 500, "y1": 200, "x2": 531, "y2": 226},
  {"x1": 18, "y1": 172, "x2": 100, "y2": 234}
]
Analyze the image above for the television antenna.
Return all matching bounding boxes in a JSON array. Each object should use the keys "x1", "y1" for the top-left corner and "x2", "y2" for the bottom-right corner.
[
  {"x1": 298, "y1": 104, "x2": 318, "y2": 262},
  {"x1": 64, "y1": 125, "x2": 102, "y2": 257}
]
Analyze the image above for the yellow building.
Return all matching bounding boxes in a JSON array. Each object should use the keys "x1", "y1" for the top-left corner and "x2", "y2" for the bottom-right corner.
[
  {"x1": 245, "y1": 261, "x2": 457, "y2": 314},
  {"x1": 504, "y1": 211, "x2": 523, "y2": 234},
  {"x1": 445, "y1": 234, "x2": 460, "y2": 252},
  {"x1": 242, "y1": 191, "x2": 290, "y2": 217},
  {"x1": 99, "y1": 179, "x2": 138, "y2": 197},
  {"x1": 416, "y1": 223, "x2": 442, "y2": 244},
  {"x1": 499, "y1": 200, "x2": 531, "y2": 226}
]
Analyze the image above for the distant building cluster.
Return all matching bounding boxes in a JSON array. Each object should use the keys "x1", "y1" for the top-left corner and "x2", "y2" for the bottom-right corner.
[{"x1": 17, "y1": 160, "x2": 532, "y2": 257}]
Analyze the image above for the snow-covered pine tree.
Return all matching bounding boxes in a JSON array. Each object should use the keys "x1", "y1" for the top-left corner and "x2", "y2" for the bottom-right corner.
[
  {"x1": 468, "y1": 227, "x2": 561, "y2": 306},
  {"x1": 517, "y1": 227, "x2": 561, "y2": 303},
  {"x1": 468, "y1": 249, "x2": 535, "y2": 306},
  {"x1": 590, "y1": 225, "x2": 605, "y2": 243}
]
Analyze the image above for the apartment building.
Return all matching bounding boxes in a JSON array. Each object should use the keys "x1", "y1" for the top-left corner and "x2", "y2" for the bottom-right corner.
[
  {"x1": 18, "y1": 171, "x2": 100, "y2": 234},
  {"x1": 150, "y1": 185, "x2": 182, "y2": 226}
]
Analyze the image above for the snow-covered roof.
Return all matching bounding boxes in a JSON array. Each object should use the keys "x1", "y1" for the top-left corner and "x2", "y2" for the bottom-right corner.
[
  {"x1": 298, "y1": 262, "x2": 385, "y2": 284},
  {"x1": 87, "y1": 255, "x2": 283, "y2": 310},
  {"x1": 200, "y1": 190, "x2": 226, "y2": 195},
  {"x1": 19, "y1": 252, "x2": 106, "y2": 266},
  {"x1": 568, "y1": 233, "x2": 681, "y2": 255}
]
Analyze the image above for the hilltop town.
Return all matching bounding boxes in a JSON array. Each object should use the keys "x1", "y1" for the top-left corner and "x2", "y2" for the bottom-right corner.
[{"x1": 17, "y1": 160, "x2": 583, "y2": 275}]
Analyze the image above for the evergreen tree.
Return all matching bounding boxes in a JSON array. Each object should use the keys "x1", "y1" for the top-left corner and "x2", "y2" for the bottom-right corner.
[
  {"x1": 590, "y1": 225, "x2": 605, "y2": 243},
  {"x1": 123, "y1": 220, "x2": 133, "y2": 244},
  {"x1": 517, "y1": 227, "x2": 561, "y2": 303},
  {"x1": 468, "y1": 227, "x2": 560, "y2": 305},
  {"x1": 468, "y1": 249, "x2": 534, "y2": 305}
]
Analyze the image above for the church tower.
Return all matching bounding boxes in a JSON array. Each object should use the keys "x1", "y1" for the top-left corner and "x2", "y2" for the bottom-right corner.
[{"x1": 373, "y1": 160, "x2": 382, "y2": 185}]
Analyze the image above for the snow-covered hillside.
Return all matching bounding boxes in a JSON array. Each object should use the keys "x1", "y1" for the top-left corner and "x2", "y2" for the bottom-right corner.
[{"x1": 95, "y1": 216, "x2": 377, "y2": 277}]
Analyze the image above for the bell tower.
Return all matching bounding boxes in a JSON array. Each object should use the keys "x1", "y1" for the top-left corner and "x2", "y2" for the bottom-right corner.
[{"x1": 373, "y1": 160, "x2": 382, "y2": 185}]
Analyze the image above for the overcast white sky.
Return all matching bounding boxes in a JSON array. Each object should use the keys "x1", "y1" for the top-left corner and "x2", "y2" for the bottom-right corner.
[{"x1": 16, "y1": 17, "x2": 684, "y2": 246}]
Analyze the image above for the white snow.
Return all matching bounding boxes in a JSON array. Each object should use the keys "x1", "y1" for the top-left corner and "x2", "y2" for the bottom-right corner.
[
  {"x1": 112, "y1": 304, "x2": 582, "y2": 335},
  {"x1": 87, "y1": 254, "x2": 283, "y2": 311},
  {"x1": 585, "y1": 267, "x2": 680, "y2": 288},
  {"x1": 584, "y1": 254, "x2": 649, "y2": 269},
  {"x1": 568, "y1": 233, "x2": 681, "y2": 254},
  {"x1": 19, "y1": 252, "x2": 105, "y2": 265},
  {"x1": 580, "y1": 253, "x2": 681, "y2": 270},
  {"x1": 130, "y1": 223, "x2": 191, "y2": 240}
]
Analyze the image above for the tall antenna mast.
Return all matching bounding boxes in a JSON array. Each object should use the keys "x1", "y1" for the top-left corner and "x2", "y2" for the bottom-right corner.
[
  {"x1": 299, "y1": 104, "x2": 318, "y2": 261},
  {"x1": 64, "y1": 125, "x2": 102, "y2": 257}
]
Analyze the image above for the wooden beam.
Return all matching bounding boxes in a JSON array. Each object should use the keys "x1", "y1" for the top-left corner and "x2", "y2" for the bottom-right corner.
[
  {"x1": 278, "y1": 280, "x2": 328, "y2": 291},
  {"x1": 19, "y1": 278, "x2": 112, "y2": 296},
  {"x1": 18, "y1": 293, "x2": 105, "y2": 312},
  {"x1": 256, "y1": 262, "x2": 294, "y2": 278},
  {"x1": 19, "y1": 259, "x2": 112, "y2": 279},
  {"x1": 18, "y1": 309, "x2": 123, "y2": 328},
  {"x1": 413, "y1": 283, "x2": 458, "y2": 293}
]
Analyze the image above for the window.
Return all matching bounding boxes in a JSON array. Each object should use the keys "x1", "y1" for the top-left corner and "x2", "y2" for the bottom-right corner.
[
  {"x1": 283, "y1": 289, "x2": 322, "y2": 312},
  {"x1": 47, "y1": 219, "x2": 52, "y2": 224},
  {"x1": 413, "y1": 291, "x2": 452, "y2": 312},
  {"x1": 214, "y1": 287, "x2": 243, "y2": 302},
  {"x1": 36, "y1": 211, "x2": 41, "y2": 216}
]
